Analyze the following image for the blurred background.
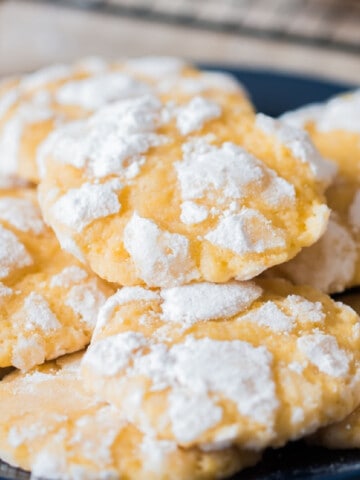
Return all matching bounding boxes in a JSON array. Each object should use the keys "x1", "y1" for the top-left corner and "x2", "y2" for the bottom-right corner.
[{"x1": 0, "y1": 0, "x2": 359, "y2": 82}]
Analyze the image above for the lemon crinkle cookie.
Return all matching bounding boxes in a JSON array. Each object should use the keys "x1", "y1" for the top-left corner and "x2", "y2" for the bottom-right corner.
[
  {"x1": 81, "y1": 278, "x2": 360, "y2": 450},
  {"x1": 0, "y1": 352, "x2": 260, "y2": 480},
  {"x1": 38, "y1": 87, "x2": 333, "y2": 285},
  {"x1": 0, "y1": 186, "x2": 113, "y2": 370},
  {"x1": 272, "y1": 90, "x2": 360, "y2": 293},
  {"x1": 0, "y1": 56, "x2": 251, "y2": 183},
  {"x1": 310, "y1": 291, "x2": 360, "y2": 449}
]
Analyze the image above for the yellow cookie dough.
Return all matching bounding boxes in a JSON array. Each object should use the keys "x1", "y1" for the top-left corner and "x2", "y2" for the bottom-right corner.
[
  {"x1": 81, "y1": 278, "x2": 360, "y2": 451},
  {"x1": 0, "y1": 352, "x2": 260, "y2": 480},
  {"x1": 0, "y1": 56, "x2": 252, "y2": 183},
  {"x1": 0, "y1": 187, "x2": 113, "y2": 370},
  {"x1": 38, "y1": 78, "x2": 333, "y2": 285},
  {"x1": 272, "y1": 90, "x2": 360, "y2": 293}
]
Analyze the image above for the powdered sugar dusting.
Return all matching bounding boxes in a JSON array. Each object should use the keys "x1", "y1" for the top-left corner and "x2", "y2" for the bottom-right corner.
[
  {"x1": 168, "y1": 389, "x2": 223, "y2": 443},
  {"x1": 284, "y1": 295, "x2": 325, "y2": 324},
  {"x1": 140, "y1": 435, "x2": 177, "y2": 473},
  {"x1": 176, "y1": 139, "x2": 264, "y2": 201},
  {"x1": 280, "y1": 104, "x2": 323, "y2": 129},
  {"x1": 205, "y1": 209, "x2": 286, "y2": 255},
  {"x1": 55, "y1": 72, "x2": 152, "y2": 110},
  {"x1": 314, "y1": 90, "x2": 360, "y2": 133},
  {"x1": 40, "y1": 95, "x2": 165, "y2": 180},
  {"x1": 50, "y1": 266, "x2": 88, "y2": 288},
  {"x1": 297, "y1": 333, "x2": 349, "y2": 377},
  {"x1": 65, "y1": 279, "x2": 107, "y2": 327},
  {"x1": 239, "y1": 302, "x2": 295, "y2": 333},
  {"x1": 22, "y1": 292, "x2": 61, "y2": 331},
  {"x1": 0, "y1": 92, "x2": 51, "y2": 177},
  {"x1": 0, "y1": 282, "x2": 12, "y2": 298},
  {"x1": 0, "y1": 224, "x2": 32, "y2": 278},
  {"x1": 160, "y1": 281, "x2": 262, "y2": 325},
  {"x1": 123, "y1": 213, "x2": 199, "y2": 287},
  {"x1": 175, "y1": 96, "x2": 221, "y2": 135},
  {"x1": 180, "y1": 201, "x2": 208, "y2": 225},
  {"x1": 0, "y1": 196, "x2": 45, "y2": 234},
  {"x1": 280, "y1": 214, "x2": 356, "y2": 293},
  {"x1": 20, "y1": 64, "x2": 72, "y2": 91},
  {"x1": 255, "y1": 113, "x2": 337, "y2": 186},
  {"x1": 168, "y1": 337, "x2": 277, "y2": 432},
  {"x1": 52, "y1": 179, "x2": 122, "y2": 232},
  {"x1": 83, "y1": 331, "x2": 147, "y2": 376},
  {"x1": 0, "y1": 89, "x2": 19, "y2": 119},
  {"x1": 96, "y1": 287, "x2": 159, "y2": 330},
  {"x1": 0, "y1": 175, "x2": 29, "y2": 189},
  {"x1": 11, "y1": 336, "x2": 46, "y2": 371}
]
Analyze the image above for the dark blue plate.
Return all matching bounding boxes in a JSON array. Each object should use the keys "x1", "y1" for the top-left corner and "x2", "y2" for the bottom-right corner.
[
  {"x1": 0, "y1": 67, "x2": 358, "y2": 480},
  {"x1": 201, "y1": 65, "x2": 355, "y2": 117}
]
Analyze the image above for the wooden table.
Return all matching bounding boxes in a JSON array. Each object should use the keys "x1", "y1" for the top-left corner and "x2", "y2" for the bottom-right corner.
[{"x1": 0, "y1": 0, "x2": 359, "y2": 83}]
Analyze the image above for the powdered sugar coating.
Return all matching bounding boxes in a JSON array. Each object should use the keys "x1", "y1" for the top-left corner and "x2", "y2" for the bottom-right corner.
[
  {"x1": 0, "y1": 196, "x2": 45, "y2": 234},
  {"x1": 160, "y1": 282, "x2": 262, "y2": 325},
  {"x1": 65, "y1": 279, "x2": 107, "y2": 327},
  {"x1": 39, "y1": 95, "x2": 165, "y2": 180},
  {"x1": 0, "y1": 92, "x2": 51, "y2": 177},
  {"x1": 97, "y1": 287, "x2": 160, "y2": 330},
  {"x1": 168, "y1": 389, "x2": 223, "y2": 443},
  {"x1": 255, "y1": 113, "x2": 337, "y2": 186},
  {"x1": 180, "y1": 201, "x2": 208, "y2": 225},
  {"x1": 52, "y1": 180, "x2": 122, "y2": 232},
  {"x1": 176, "y1": 139, "x2": 264, "y2": 201},
  {"x1": 175, "y1": 96, "x2": 221, "y2": 135},
  {"x1": 239, "y1": 302, "x2": 295, "y2": 333},
  {"x1": 280, "y1": 104, "x2": 323, "y2": 129},
  {"x1": 20, "y1": 64, "x2": 72, "y2": 91},
  {"x1": 284, "y1": 295, "x2": 325, "y2": 324},
  {"x1": 55, "y1": 72, "x2": 152, "y2": 110},
  {"x1": 315, "y1": 90, "x2": 360, "y2": 133},
  {"x1": 205, "y1": 209, "x2": 286, "y2": 255},
  {"x1": 168, "y1": 337, "x2": 277, "y2": 429},
  {"x1": 11, "y1": 336, "x2": 46, "y2": 372},
  {"x1": 297, "y1": 333, "x2": 349, "y2": 377},
  {"x1": 124, "y1": 213, "x2": 199, "y2": 287},
  {"x1": 50, "y1": 266, "x2": 88, "y2": 288},
  {"x1": 281, "y1": 91, "x2": 360, "y2": 134},
  {"x1": 0, "y1": 175, "x2": 29, "y2": 189},
  {"x1": 22, "y1": 292, "x2": 61, "y2": 331},
  {"x1": 277, "y1": 215, "x2": 357, "y2": 293},
  {"x1": 84, "y1": 334, "x2": 277, "y2": 439},
  {"x1": 0, "y1": 282, "x2": 12, "y2": 298},
  {"x1": 85, "y1": 332, "x2": 148, "y2": 377},
  {"x1": 0, "y1": 225, "x2": 32, "y2": 278}
]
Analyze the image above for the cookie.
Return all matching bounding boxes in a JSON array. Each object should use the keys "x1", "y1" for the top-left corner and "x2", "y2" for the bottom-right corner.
[
  {"x1": 309, "y1": 290, "x2": 360, "y2": 449},
  {"x1": 272, "y1": 90, "x2": 360, "y2": 293},
  {"x1": 0, "y1": 187, "x2": 113, "y2": 370},
  {"x1": 0, "y1": 56, "x2": 251, "y2": 183},
  {"x1": 0, "y1": 352, "x2": 260, "y2": 480},
  {"x1": 38, "y1": 85, "x2": 333, "y2": 285},
  {"x1": 81, "y1": 278, "x2": 360, "y2": 451}
]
